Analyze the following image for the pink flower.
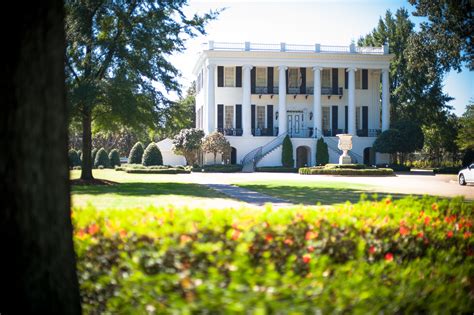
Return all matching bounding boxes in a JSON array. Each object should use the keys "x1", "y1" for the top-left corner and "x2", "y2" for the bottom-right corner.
[
  {"x1": 369, "y1": 246, "x2": 376, "y2": 255},
  {"x1": 384, "y1": 253, "x2": 394, "y2": 262},
  {"x1": 302, "y1": 254, "x2": 311, "y2": 264}
]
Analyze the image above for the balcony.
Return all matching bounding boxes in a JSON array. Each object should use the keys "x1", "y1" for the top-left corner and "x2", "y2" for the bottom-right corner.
[
  {"x1": 252, "y1": 127, "x2": 278, "y2": 137},
  {"x1": 217, "y1": 128, "x2": 243, "y2": 136},
  {"x1": 253, "y1": 86, "x2": 343, "y2": 96}
]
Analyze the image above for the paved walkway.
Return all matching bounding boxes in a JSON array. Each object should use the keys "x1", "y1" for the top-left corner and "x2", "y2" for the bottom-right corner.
[{"x1": 205, "y1": 183, "x2": 294, "y2": 208}]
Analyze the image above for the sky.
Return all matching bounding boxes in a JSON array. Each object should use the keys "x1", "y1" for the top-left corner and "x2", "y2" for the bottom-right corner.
[{"x1": 169, "y1": 0, "x2": 473, "y2": 116}]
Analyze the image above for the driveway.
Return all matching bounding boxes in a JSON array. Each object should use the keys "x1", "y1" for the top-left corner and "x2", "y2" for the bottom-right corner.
[{"x1": 178, "y1": 172, "x2": 474, "y2": 201}]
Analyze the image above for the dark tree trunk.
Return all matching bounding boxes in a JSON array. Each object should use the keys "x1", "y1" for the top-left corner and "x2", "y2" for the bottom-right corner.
[
  {"x1": 81, "y1": 107, "x2": 94, "y2": 180},
  {"x1": 0, "y1": 1, "x2": 82, "y2": 314}
]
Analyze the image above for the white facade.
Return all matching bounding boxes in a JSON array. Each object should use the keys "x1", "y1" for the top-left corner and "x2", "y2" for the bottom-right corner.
[
  {"x1": 193, "y1": 41, "x2": 393, "y2": 168},
  {"x1": 156, "y1": 138, "x2": 186, "y2": 166}
]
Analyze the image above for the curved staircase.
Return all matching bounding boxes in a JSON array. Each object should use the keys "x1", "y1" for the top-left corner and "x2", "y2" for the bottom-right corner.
[{"x1": 241, "y1": 132, "x2": 288, "y2": 172}]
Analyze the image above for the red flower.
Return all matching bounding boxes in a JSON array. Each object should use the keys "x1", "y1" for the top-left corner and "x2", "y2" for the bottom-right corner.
[
  {"x1": 399, "y1": 225, "x2": 410, "y2": 236},
  {"x1": 384, "y1": 253, "x2": 394, "y2": 262},
  {"x1": 369, "y1": 246, "x2": 376, "y2": 254},
  {"x1": 284, "y1": 238, "x2": 294, "y2": 246},
  {"x1": 305, "y1": 231, "x2": 318, "y2": 240},
  {"x1": 302, "y1": 254, "x2": 311, "y2": 264},
  {"x1": 231, "y1": 229, "x2": 241, "y2": 241},
  {"x1": 385, "y1": 199, "x2": 392, "y2": 205},
  {"x1": 119, "y1": 230, "x2": 127, "y2": 239},
  {"x1": 76, "y1": 229, "x2": 85, "y2": 238},
  {"x1": 464, "y1": 231, "x2": 472, "y2": 239},
  {"x1": 307, "y1": 245, "x2": 315, "y2": 253},
  {"x1": 446, "y1": 231, "x2": 454, "y2": 238},
  {"x1": 417, "y1": 232, "x2": 424, "y2": 239},
  {"x1": 424, "y1": 216, "x2": 431, "y2": 225},
  {"x1": 88, "y1": 223, "x2": 99, "y2": 235},
  {"x1": 265, "y1": 234, "x2": 273, "y2": 242},
  {"x1": 431, "y1": 203, "x2": 438, "y2": 210}
]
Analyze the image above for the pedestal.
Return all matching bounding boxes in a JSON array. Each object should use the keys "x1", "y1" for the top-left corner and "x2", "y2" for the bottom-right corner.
[{"x1": 339, "y1": 155, "x2": 352, "y2": 164}]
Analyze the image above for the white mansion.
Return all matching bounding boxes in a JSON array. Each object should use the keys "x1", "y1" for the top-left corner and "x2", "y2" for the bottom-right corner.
[{"x1": 193, "y1": 41, "x2": 393, "y2": 171}]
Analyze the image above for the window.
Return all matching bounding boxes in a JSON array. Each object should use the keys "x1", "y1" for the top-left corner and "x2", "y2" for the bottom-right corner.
[
  {"x1": 322, "y1": 107, "x2": 330, "y2": 131},
  {"x1": 355, "y1": 71, "x2": 361, "y2": 89},
  {"x1": 288, "y1": 68, "x2": 299, "y2": 88},
  {"x1": 224, "y1": 67, "x2": 235, "y2": 87},
  {"x1": 256, "y1": 106, "x2": 265, "y2": 129},
  {"x1": 256, "y1": 67, "x2": 266, "y2": 87},
  {"x1": 273, "y1": 67, "x2": 279, "y2": 87},
  {"x1": 225, "y1": 106, "x2": 234, "y2": 129},
  {"x1": 356, "y1": 107, "x2": 361, "y2": 130},
  {"x1": 322, "y1": 69, "x2": 331, "y2": 88}
]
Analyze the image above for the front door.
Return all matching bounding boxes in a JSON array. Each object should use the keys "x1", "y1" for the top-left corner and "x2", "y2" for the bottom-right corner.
[{"x1": 287, "y1": 112, "x2": 303, "y2": 137}]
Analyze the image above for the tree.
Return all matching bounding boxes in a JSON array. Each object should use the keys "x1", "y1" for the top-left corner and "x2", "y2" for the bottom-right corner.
[
  {"x1": 202, "y1": 132, "x2": 231, "y2": 164},
  {"x1": 373, "y1": 129, "x2": 403, "y2": 163},
  {"x1": 142, "y1": 143, "x2": 163, "y2": 166},
  {"x1": 456, "y1": 104, "x2": 474, "y2": 151},
  {"x1": 109, "y1": 149, "x2": 121, "y2": 168},
  {"x1": 316, "y1": 138, "x2": 329, "y2": 166},
  {"x1": 409, "y1": 0, "x2": 473, "y2": 71},
  {"x1": 128, "y1": 142, "x2": 145, "y2": 164},
  {"x1": 172, "y1": 128, "x2": 204, "y2": 166},
  {"x1": 65, "y1": 1, "x2": 219, "y2": 180},
  {"x1": 281, "y1": 135, "x2": 294, "y2": 167},
  {"x1": 0, "y1": 1, "x2": 81, "y2": 313},
  {"x1": 392, "y1": 120, "x2": 424, "y2": 163}
]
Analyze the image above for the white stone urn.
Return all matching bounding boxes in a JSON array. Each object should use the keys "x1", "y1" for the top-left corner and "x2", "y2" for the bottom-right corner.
[{"x1": 336, "y1": 134, "x2": 353, "y2": 164}]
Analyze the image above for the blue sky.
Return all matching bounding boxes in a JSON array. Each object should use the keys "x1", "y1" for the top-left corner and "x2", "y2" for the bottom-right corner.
[{"x1": 170, "y1": 0, "x2": 473, "y2": 116}]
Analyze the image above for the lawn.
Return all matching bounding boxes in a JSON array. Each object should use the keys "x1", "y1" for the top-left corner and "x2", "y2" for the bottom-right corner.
[
  {"x1": 235, "y1": 180, "x2": 413, "y2": 205},
  {"x1": 70, "y1": 170, "x2": 244, "y2": 209}
]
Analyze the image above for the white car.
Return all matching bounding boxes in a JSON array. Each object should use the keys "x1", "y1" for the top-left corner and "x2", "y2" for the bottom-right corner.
[{"x1": 458, "y1": 163, "x2": 474, "y2": 185}]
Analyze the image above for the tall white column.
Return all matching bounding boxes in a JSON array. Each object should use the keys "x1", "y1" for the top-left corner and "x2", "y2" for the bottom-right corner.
[
  {"x1": 312, "y1": 66, "x2": 322, "y2": 137},
  {"x1": 206, "y1": 64, "x2": 216, "y2": 134},
  {"x1": 278, "y1": 65, "x2": 287, "y2": 134},
  {"x1": 242, "y1": 64, "x2": 253, "y2": 137},
  {"x1": 347, "y1": 67, "x2": 356, "y2": 135},
  {"x1": 382, "y1": 68, "x2": 390, "y2": 131}
]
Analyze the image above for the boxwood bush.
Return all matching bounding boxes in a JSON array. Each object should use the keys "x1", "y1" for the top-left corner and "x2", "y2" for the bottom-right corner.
[
  {"x1": 73, "y1": 196, "x2": 473, "y2": 313},
  {"x1": 128, "y1": 142, "x2": 144, "y2": 164},
  {"x1": 300, "y1": 167, "x2": 394, "y2": 176},
  {"x1": 94, "y1": 148, "x2": 110, "y2": 168},
  {"x1": 192, "y1": 164, "x2": 242, "y2": 173},
  {"x1": 142, "y1": 143, "x2": 163, "y2": 166},
  {"x1": 109, "y1": 149, "x2": 121, "y2": 168},
  {"x1": 255, "y1": 166, "x2": 298, "y2": 173},
  {"x1": 68, "y1": 149, "x2": 81, "y2": 168}
]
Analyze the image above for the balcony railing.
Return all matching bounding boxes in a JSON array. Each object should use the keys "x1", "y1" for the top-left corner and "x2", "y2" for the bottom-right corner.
[
  {"x1": 253, "y1": 86, "x2": 343, "y2": 96},
  {"x1": 208, "y1": 41, "x2": 388, "y2": 55},
  {"x1": 252, "y1": 127, "x2": 278, "y2": 137},
  {"x1": 217, "y1": 128, "x2": 243, "y2": 136},
  {"x1": 217, "y1": 127, "x2": 380, "y2": 138},
  {"x1": 357, "y1": 129, "x2": 381, "y2": 137}
]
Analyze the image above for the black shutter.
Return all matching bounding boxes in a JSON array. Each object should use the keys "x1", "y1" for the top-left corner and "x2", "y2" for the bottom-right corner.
[
  {"x1": 362, "y1": 69, "x2": 368, "y2": 90},
  {"x1": 332, "y1": 68, "x2": 338, "y2": 94},
  {"x1": 300, "y1": 67, "x2": 306, "y2": 94},
  {"x1": 236, "y1": 66, "x2": 242, "y2": 87},
  {"x1": 286, "y1": 69, "x2": 289, "y2": 94},
  {"x1": 251, "y1": 104, "x2": 256, "y2": 135},
  {"x1": 267, "y1": 67, "x2": 274, "y2": 94},
  {"x1": 345, "y1": 106, "x2": 348, "y2": 133},
  {"x1": 251, "y1": 67, "x2": 256, "y2": 94},
  {"x1": 344, "y1": 68, "x2": 348, "y2": 89},
  {"x1": 332, "y1": 105, "x2": 338, "y2": 133},
  {"x1": 217, "y1": 104, "x2": 224, "y2": 131},
  {"x1": 267, "y1": 105, "x2": 273, "y2": 132},
  {"x1": 217, "y1": 66, "x2": 224, "y2": 87},
  {"x1": 362, "y1": 106, "x2": 368, "y2": 136},
  {"x1": 236, "y1": 104, "x2": 242, "y2": 129}
]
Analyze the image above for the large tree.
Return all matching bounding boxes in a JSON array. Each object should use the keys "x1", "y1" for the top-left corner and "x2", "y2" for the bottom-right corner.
[
  {"x1": 65, "y1": 0, "x2": 218, "y2": 180},
  {"x1": 0, "y1": 0, "x2": 81, "y2": 313},
  {"x1": 457, "y1": 103, "x2": 474, "y2": 151}
]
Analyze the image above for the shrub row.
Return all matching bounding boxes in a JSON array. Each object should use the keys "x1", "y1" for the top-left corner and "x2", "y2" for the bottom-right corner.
[
  {"x1": 323, "y1": 163, "x2": 368, "y2": 169},
  {"x1": 69, "y1": 148, "x2": 121, "y2": 169},
  {"x1": 192, "y1": 164, "x2": 243, "y2": 173},
  {"x1": 300, "y1": 167, "x2": 394, "y2": 176},
  {"x1": 433, "y1": 166, "x2": 462, "y2": 174},
  {"x1": 376, "y1": 163, "x2": 411, "y2": 172},
  {"x1": 124, "y1": 168, "x2": 190, "y2": 174},
  {"x1": 255, "y1": 166, "x2": 298, "y2": 173}
]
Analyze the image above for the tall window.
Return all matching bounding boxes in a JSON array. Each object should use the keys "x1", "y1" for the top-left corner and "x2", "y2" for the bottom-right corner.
[
  {"x1": 355, "y1": 71, "x2": 361, "y2": 89},
  {"x1": 256, "y1": 67, "x2": 266, "y2": 87},
  {"x1": 356, "y1": 107, "x2": 361, "y2": 130},
  {"x1": 322, "y1": 107, "x2": 330, "y2": 131},
  {"x1": 273, "y1": 67, "x2": 279, "y2": 88},
  {"x1": 225, "y1": 106, "x2": 234, "y2": 129},
  {"x1": 288, "y1": 68, "x2": 299, "y2": 88},
  {"x1": 256, "y1": 106, "x2": 265, "y2": 129},
  {"x1": 322, "y1": 69, "x2": 331, "y2": 88},
  {"x1": 224, "y1": 67, "x2": 235, "y2": 87}
]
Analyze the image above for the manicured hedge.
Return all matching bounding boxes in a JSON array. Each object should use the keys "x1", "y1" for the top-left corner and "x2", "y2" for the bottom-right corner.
[
  {"x1": 128, "y1": 142, "x2": 144, "y2": 164},
  {"x1": 68, "y1": 149, "x2": 81, "y2": 168},
  {"x1": 94, "y1": 148, "x2": 110, "y2": 168},
  {"x1": 124, "y1": 168, "x2": 190, "y2": 174},
  {"x1": 109, "y1": 149, "x2": 121, "y2": 168},
  {"x1": 192, "y1": 164, "x2": 243, "y2": 173},
  {"x1": 433, "y1": 166, "x2": 462, "y2": 174},
  {"x1": 255, "y1": 166, "x2": 298, "y2": 173},
  {"x1": 73, "y1": 196, "x2": 474, "y2": 313},
  {"x1": 324, "y1": 163, "x2": 367, "y2": 169},
  {"x1": 142, "y1": 143, "x2": 163, "y2": 166},
  {"x1": 300, "y1": 167, "x2": 394, "y2": 176},
  {"x1": 376, "y1": 163, "x2": 411, "y2": 172}
]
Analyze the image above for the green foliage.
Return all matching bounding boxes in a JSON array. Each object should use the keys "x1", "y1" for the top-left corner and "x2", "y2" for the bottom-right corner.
[
  {"x1": 192, "y1": 164, "x2": 242, "y2": 173},
  {"x1": 373, "y1": 129, "x2": 402, "y2": 154},
  {"x1": 316, "y1": 138, "x2": 329, "y2": 165},
  {"x1": 324, "y1": 163, "x2": 367, "y2": 169},
  {"x1": 433, "y1": 166, "x2": 462, "y2": 174},
  {"x1": 376, "y1": 164, "x2": 411, "y2": 172},
  {"x1": 142, "y1": 143, "x2": 163, "y2": 166},
  {"x1": 108, "y1": 149, "x2": 121, "y2": 168},
  {"x1": 392, "y1": 120, "x2": 424, "y2": 153},
  {"x1": 128, "y1": 142, "x2": 144, "y2": 164},
  {"x1": 172, "y1": 128, "x2": 205, "y2": 166},
  {"x1": 73, "y1": 196, "x2": 474, "y2": 313},
  {"x1": 255, "y1": 166, "x2": 298, "y2": 173},
  {"x1": 462, "y1": 149, "x2": 474, "y2": 167},
  {"x1": 94, "y1": 148, "x2": 110, "y2": 168},
  {"x1": 422, "y1": 114, "x2": 460, "y2": 166},
  {"x1": 68, "y1": 149, "x2": 81, "y2": 168},
  {"x1": 201, "y1": 131, "x2": 231, "y2": 164},
  {"x1": 457, "y1": 104, "x2": 474, "y2": 151},
  {"x1": 300, "y1": 167, "x2": 394, "y2": 176},
  {"x1": 281, "y1": 135, "x2": 294, "y2": 167}
]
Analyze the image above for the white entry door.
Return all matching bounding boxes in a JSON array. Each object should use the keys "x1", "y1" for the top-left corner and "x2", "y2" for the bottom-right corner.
[{"x1": 287, "y1": 112, "x2": 303, "y2": 137}]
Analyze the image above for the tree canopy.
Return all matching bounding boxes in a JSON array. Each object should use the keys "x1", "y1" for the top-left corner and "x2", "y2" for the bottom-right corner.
[
  {"x1": 172, "y1": 128, "x2": 204, "y2": 166},
  {"x1": 202, "y1": 132, "x2": 231, "y2": 164},
  {"x1": 457, "y1": 104, "x2": 474, "y2": 151}
]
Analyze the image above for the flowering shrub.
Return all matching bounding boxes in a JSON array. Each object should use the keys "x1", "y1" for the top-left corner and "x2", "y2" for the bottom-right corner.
[{"x1": 73, "y1": 196, "x2": 473, "y2": 313}]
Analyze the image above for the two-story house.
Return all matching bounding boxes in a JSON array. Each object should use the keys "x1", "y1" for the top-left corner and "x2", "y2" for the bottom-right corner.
[{"x1": 193, "y1": 41, "x2": 393, "y2": 171}]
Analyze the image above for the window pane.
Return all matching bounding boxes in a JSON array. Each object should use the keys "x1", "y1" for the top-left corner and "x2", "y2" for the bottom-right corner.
[
  {"x1": 256, "y1": 67, "x2": 266, "y2": 87},
  {"x1": 224, "y1": 67, "x2": 235, "y2": 87},
  {"x1": 257, "y1": 106, "x2": 265, "y2": 129},
  {"x1": 322, "y1": 107, "x2": 330, "y2": 130},
  {"x1": 273, "y1": 68, "x2": 279, "y2": 87},
  {"x1": 356, "y1": 107, "x2": 361, "y2": 130},
  {"x1": 322, "y1": 69, "x2": 330, "y2": 88},
  {"x1": 289, "y1": 68, "x2": 299, "y2": 88},
  {"x1": 225, "y1": 106, "x2": 234, "y2": 128},
  {"x1": 355, "y1": 71, "x2": 361, "y2": 89}
]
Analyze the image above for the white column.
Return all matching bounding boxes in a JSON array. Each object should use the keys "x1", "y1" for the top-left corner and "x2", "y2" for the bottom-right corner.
[
  {"x1": 242, "y1": 64, "x2": 253, "y2": 137},
  {"x1": 206, "y1": 64, "x2": 216, "y2": 134},
  {"x1": 382, "y1": 68, "x2": 390, "y2": 131},
  {"x1": 278, "y1": 65, "x2": 287, "y2": 134},
  {"x1": 312, "y1": 66, "x2": 322, "y2": 137},
  {"x1": 347, "y1": 67, "x2": 356, "y2": 135}
]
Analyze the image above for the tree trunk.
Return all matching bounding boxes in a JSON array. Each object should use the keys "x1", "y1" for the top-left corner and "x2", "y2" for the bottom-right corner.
[
  {"x1": 214, "y1": 152, "x2": 217, "y2": 164},
  {"x1": 81, "y1": 106, "x2": 94, "y2": 180},
  {"x1": 0, "y1": 1, "x2": 82, "y2": 314}
]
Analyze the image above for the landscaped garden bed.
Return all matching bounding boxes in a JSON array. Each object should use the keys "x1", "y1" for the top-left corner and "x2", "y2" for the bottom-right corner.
[
  {"x1": 192, "y1": 164, "x2": 243, "y2": 173},
  {"x1": 255, "y1": 166, "x2": 298, "y2": 173},
  {"x1": 116, "y1": 164, "x2": 191, "y2": 174},
  {"x1": 73, "y1": 196, "x2": 473, "y2": 313},
  {"x1": 300, "y1": 164, "x2": 394, "y2": 176}
]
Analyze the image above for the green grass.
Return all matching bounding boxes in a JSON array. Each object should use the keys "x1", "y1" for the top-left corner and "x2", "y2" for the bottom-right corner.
[
  {"x1": 70, "y1": 170, "x2": 244, "y2": 209},
  {"x1": 235, "y1": 180, "x2": 413, "y2": 205}
]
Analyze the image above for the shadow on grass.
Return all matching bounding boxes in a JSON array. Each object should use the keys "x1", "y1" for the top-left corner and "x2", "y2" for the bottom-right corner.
[
  {"x1": 72, "y1": 182, "x2": 231, "y2": 199},
  {"x1": 238, "y1": 184, "x2": 418, "y2": 205}
]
